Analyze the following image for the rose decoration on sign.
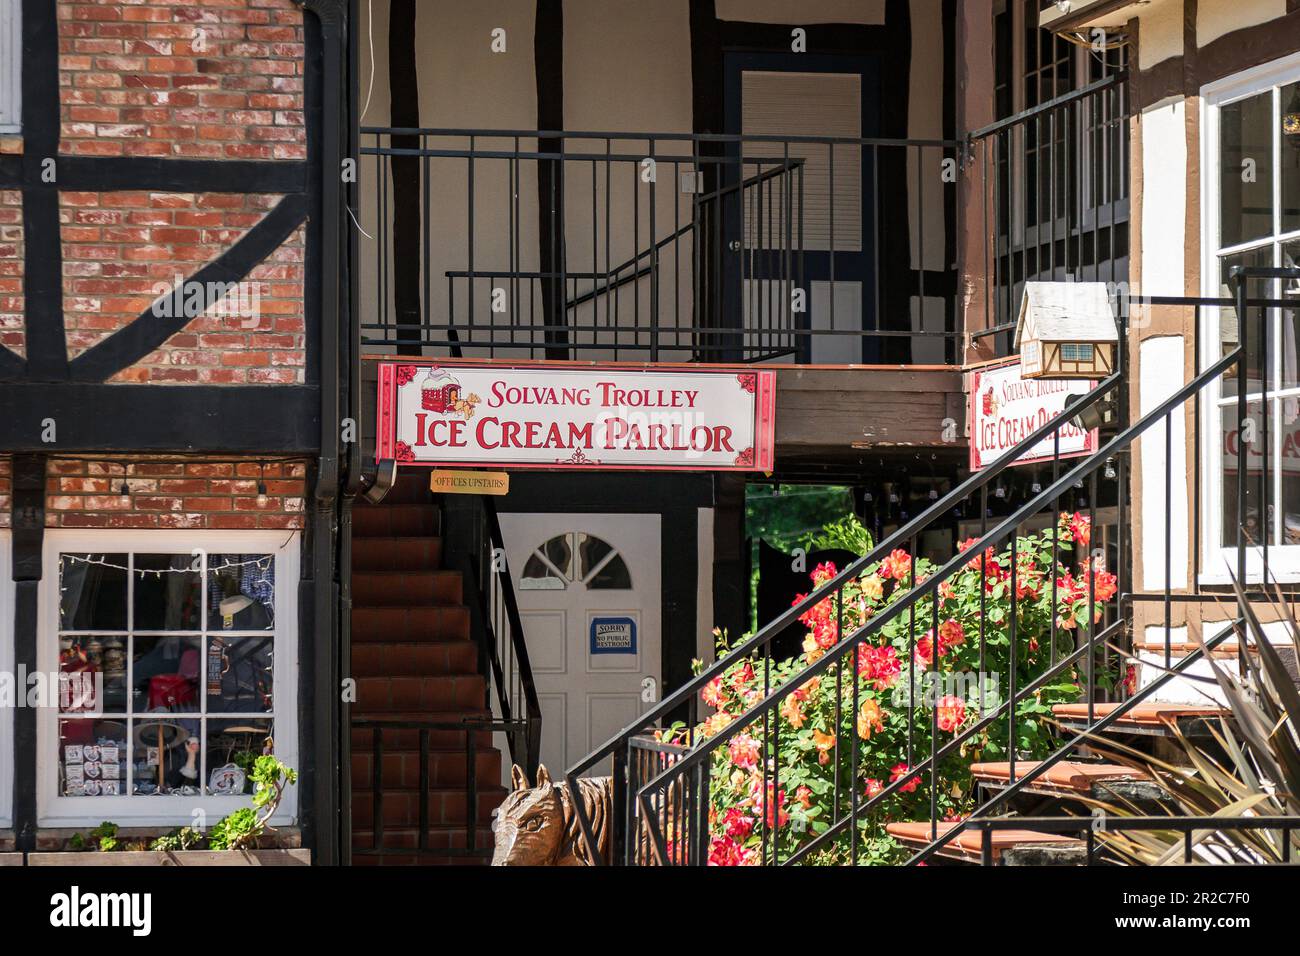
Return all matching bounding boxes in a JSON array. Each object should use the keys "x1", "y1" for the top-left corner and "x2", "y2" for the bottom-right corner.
[
  {"x1": 734, "y1": 447, "x2": 755, "y2": 467},
  {"x1": 395, "y1": 365, "x2": 419, "y2": 387},
  {"x1": 394, "y1": 441, "x2": 415, "y2": 462},
  {"x1": 736, "y1": 373, "x2": 758, "y2": 394}
]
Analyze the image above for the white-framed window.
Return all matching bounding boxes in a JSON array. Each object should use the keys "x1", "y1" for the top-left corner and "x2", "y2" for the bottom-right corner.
[
  {"x1": 37, "y1": 530, "x2": 299, "y2": 827},
  {"x1": 1201, "y1": 52, "x2": 1300, "y2": 582},
  {"x1": 0, "y1": 531, "x2": 12, "y2": 829},
  {"x1": 0, "y1": 0, "x2": 19, "y2": 133}
]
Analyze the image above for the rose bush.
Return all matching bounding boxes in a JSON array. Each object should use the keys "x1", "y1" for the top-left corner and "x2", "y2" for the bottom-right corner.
[{"x1": 664, "y1": 513, "x2": 1118, "y2": 865}]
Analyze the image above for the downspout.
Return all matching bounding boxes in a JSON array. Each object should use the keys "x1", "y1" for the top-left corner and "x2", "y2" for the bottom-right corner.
[{"x1": 297, "y1": 0, "x2": 350, "y2": 866}]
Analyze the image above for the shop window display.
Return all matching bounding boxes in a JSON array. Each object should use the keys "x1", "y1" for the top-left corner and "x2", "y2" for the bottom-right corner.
[{"x1": 56, "y1": 551, "x2": 278, "y2": 799}]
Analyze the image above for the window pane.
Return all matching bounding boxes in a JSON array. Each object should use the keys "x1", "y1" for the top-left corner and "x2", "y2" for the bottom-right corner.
[
  {"x1": 1282, "y1": 82, "x2": 1300, "y2": 235},
  {"x1": 60, "y1": 553, "x2": 127, "y2": 631},
  {"x1": 58, "y1": 718, "x2": 127, "y2": 797},
  {"x1": 1281, "y1": 238, "x2": 1300, "y2": 390},
  {"x1": 520, "y1": 553, "x2": 565, "y2": 590},
  {"x1": 207, "y1": 636, "x2": 274, "y2": 713},
  {"x1": 59, "y1": 636, "x2": 127, "y2": 713},
  {"x1": 131, "y1": 635, "x2": 201, "y2": 714},
  {"x1": 132, "y1": 718, "x2": 202, "y2": 795},
  {"x1": 1223, "y1": 399, "x2": 1268, "y2": 547},
  {"x1": 133, "y1": 553, "x2": 201, "y2": 631},
  {"x1": 575, "y1": 533, "x2": 613, "y2": 580},
  {"x1": 1220, "y1": 91, "x2": 1274, "y2": 248},
  {"x1": 207, "y1": 553, "x2": 275, "y2": 631},
  {"x1": 1217, "y1": 247, "x2": 1271, "y2": 397},
  {"x1": 587, "y1": 554, "x2": 632, "y2": 590},
  {"x1": 205, "y1": 719, "x2": 273, "y2": 795},
  {"x1": 540, "y1": 535, "x2": 573, "y2": 580}
]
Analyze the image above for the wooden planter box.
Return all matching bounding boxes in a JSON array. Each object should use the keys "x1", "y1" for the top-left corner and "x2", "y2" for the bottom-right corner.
[{"x1": 27, "y1": 848, "x2": 311, "y2": 866}]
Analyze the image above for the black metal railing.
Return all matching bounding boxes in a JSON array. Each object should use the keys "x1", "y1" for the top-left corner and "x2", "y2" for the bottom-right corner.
[
  {"x1": 970, "y1": 72, "x2": 1130, "y2": 358},
  {"x1": 444, "y1": 493, "x2": 542, "y2": 779},
  {"x1": 358, "y1": 128, "x2": 960, "y2": 363},
  {"x1": 353, "y1": 716, "x2": 518, "y2": 859},
  {"x1": 964, "y1": 814, "x2": 1298, "y2": 865},
  {"x1": 566, "y1": 271, "x2": 1299, "y2": 866}
]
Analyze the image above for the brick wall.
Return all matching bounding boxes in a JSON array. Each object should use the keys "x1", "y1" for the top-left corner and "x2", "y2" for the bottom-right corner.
[
  {"x1": 0, "y1": 190, "x2": 21, "y2": 357},
  {"x1": 58, "y1": 0, "x2": 306, "y2": 159},
  {"x1": 46, "y1": 457, "x2": 307, "y2": 529},
  {"x1": 0, "y1": 457, "x2": 10, "y2": 530},
  {"x1": 60, "y1": 190, "x2": 305, "y2": 383}
]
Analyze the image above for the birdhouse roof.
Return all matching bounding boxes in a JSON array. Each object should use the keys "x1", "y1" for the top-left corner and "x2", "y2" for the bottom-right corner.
[{"x1": 1015, "y1": 281, "x2": 1119, "y2": 348}]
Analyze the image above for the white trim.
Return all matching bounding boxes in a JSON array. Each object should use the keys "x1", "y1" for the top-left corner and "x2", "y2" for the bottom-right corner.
[
  {"x1": 1198, "y1": 54, "x2": 1300, "y2": 583},
  {"x1": 0, "y1": 532, "x2": 12, "y2": 828},
  {"x1": 0, "y1": 0, "x2": 18, "y2": 132},
  {"x1": 36, "y1": 530, "x2": 299, "y2": 827}
]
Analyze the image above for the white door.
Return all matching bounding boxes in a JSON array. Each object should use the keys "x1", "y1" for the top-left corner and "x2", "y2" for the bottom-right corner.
[{"x1": 498, "y1": 513, "x2": 661, "y2": 777}]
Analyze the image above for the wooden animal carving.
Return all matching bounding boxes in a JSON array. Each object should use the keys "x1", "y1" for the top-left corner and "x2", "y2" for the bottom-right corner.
[{"x1": 491, "y1": 764, "x2": 612, "y2": 866}]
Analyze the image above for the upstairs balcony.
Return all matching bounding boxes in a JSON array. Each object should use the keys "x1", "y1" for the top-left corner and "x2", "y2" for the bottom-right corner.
[{"x1": 357, "y1": 128, "x2": 960, "y2": 367}]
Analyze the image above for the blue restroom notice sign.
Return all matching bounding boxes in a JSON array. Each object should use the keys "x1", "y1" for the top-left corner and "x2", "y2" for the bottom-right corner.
[{"x1": 590, "y1": 617, "x2": 637, "y2": 655}]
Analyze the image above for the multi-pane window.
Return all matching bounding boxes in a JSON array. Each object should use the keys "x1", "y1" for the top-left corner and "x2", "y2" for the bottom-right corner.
[
  {"x1": 519, "y1": 532, "x2": 632, "y2": 591},
  {"x1": 1204, "y1": 60, "x2": 1300, "y2": 574},
  {"x1": 41, "y1": 532, "x2": 297, "y2": 821}
]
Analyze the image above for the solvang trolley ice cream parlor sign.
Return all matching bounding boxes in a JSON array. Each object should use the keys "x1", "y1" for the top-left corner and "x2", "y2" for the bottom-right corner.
[{"x1": 376, "y1": 361, "x2": 777, "y2": 471}]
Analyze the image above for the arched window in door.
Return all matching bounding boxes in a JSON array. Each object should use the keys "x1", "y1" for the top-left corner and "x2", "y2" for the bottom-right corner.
[{"x1": 518, "y1": 532, "x2": 632, "y2": 590}]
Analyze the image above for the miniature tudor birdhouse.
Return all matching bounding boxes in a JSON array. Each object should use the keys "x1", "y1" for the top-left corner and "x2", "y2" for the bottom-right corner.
[{"x1": 1014, "y1": 281, "x2": 1119, "y2": 380}]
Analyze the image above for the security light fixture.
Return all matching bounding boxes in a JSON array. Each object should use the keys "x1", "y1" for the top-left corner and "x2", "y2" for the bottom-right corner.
[
  {"x1": 1066, "y1": 389, "x2": 1118, "y2": 433},
  {"x1": 359, "y1": 458, "x2": 398, "y2": 505}
]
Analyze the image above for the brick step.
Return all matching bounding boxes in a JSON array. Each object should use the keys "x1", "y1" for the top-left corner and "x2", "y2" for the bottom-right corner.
[
  {"x1": 351, "y1": 787, "x2": 506, "y2": 828},
  {"x1": 351, "y1": 825, "x2": 494, "y2": 866},
  {"x1": 971, "y1": 760, "x2": 1150, "y2": 795},
  {"x1": 352, "y1": 606, "x2": 470, "y2": 642},
  {"x1": 352, "y1": 641, "x2": 480, "y2": 678},
  {"x1": 1052, "y1": 701, "x2": 1228, "y2": 736},
  {"x1": 353, "y1": 571, "x2": 463, "y2": 607},
  {"x1": 351, "y1": 825, "x2": 494, "y2": 853},
  {"x1": 352, "y1": 504, "x2": 439, "y2": 538},
  {"x1": 886, "y1": 821, "x2": 1085, "y2": 865},
  {"x1": 352, "y1": 748, "x2": 502, "y2": 790},
  {"x1": 355, "y1": 675, "x2": 486, "y2": 712},
  {"x1": 351, "y1": 712, "x2": 495, "y2": 751},
  {"x1": 353, "y1": 537, "x2": 442, "y2": 573}
]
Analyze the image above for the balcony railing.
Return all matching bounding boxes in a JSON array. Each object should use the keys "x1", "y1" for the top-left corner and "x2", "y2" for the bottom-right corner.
[
  {"x1": 969, "y1": 72, "x2": 1130, "y2": 357},
  {"x1": 358, "y1": 128, "x2": 960, "y2": 364}
]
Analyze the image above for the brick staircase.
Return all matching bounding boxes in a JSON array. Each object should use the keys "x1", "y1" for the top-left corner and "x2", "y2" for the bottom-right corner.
[{"x1": 349, "y1": 474, "x2": 506, "y2": 865}]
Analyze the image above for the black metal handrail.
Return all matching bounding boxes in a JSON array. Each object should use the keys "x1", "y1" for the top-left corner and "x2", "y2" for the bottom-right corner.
[
  {"x1": 626, "y1": 343, "x2": 1232, "y2": 865},
  {"x1": 561, "y1": 365, "x2": 1124, "y2": 862},
  {"x1": 969, "y1": 72, "x2": 1130, "y2": 357},
  {"x1": 446, "y1": 494, "x2": 542, "y2": 780},
  {"x1": 578, "y1": 273, "x2": 1300, "y2": 865},
  {"x1": 359, "y1": 128, "x2": 961, "y2": 363}
]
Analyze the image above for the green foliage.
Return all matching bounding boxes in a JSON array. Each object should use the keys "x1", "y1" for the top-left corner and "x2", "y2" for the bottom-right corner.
[
  {"x1": 803, "y1": 513, "x2": 874, "y2": 556},
  {"x1": 208, "y1": 808, "x2": 259, "y2": 851},
  {"x1": 149, "y1": 827, "x2": 204, "y2": 852},
  {"x1": 65, "y1": 757, "x2": 298, "y2": 854}
]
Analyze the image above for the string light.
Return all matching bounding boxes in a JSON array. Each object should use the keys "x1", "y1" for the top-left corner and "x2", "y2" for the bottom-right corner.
[{"x1": 60, "y1": 554, "x2": 273, "y2": 575}]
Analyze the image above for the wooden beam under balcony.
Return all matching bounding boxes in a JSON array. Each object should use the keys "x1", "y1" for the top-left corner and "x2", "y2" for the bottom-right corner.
[{"x1": 773, "y1": 365, "x2": 966, "y2": 456}]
